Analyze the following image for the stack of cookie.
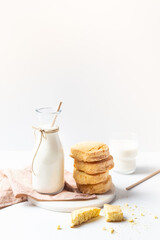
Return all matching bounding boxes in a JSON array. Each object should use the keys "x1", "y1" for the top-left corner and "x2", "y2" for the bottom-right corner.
[{"x1": 70, "y1": 141, "x2": 114, "y2": 194}]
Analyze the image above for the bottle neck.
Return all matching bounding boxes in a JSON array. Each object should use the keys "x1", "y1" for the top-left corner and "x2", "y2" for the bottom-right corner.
[{"x1": 35, "y1": 107, "x2": 61, "y2": 129}]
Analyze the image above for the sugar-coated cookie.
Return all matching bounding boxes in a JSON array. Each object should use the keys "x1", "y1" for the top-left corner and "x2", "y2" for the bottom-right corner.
[
  {"x1": 73, "y1": 168, "x2": 109, "y2": 185},
  {"x1": 77, "y1": 175, "x2": 112, "y2": 194},
  {"x1": 70, "y1": 141, "x2": 109, "y2": 162},
  {"x1": 74, "y1": 155, "x2": 114, "y2": 174}
]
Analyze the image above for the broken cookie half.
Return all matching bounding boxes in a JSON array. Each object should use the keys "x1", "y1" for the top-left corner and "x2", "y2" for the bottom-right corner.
[{"x1": 70, "y1": 207, "x2": 101, "y2": 228}]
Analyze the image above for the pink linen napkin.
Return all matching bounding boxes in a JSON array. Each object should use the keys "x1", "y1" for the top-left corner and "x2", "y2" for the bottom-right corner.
[{"x1": 0, "y1": 167, "x2": 96, "y2": 209}]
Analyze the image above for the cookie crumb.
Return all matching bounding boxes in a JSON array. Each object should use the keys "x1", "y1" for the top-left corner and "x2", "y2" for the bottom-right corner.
[
  {"x1": 154, "y1": 216, "x2": 158, "y2": 219},
  {"x1": 128, "y1": 219, "x2": 134, "y2": 223},
  {"x1": 108, "y1": 228, "x2": 114, "y2": 234},
  {"x1": 57, "y1": 225, "x2": 61, "y2": 230},
  {"x1": 134, "y1": 205, "x2": 137, "y2": 208},
  {"x1": 102, "y1": 227, "x2": 106, "y2": 230},
  {"x1": 125, "y1": 203, "x2": 129, "y2": 207},
  {"x1": 141, "y1": 213, "x2": 144, "y2": 216}
]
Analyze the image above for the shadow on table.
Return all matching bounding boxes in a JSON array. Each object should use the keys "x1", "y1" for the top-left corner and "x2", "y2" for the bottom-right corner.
[
  {"x1": 111, "y1": 186, "x2": 128, "y2": 202},
  {"x1": 113, "y1": 184, "x2": 157, "y2": 202},
  {"x1": 134, "y1": 166, "x2": 158, "y2": 175}
]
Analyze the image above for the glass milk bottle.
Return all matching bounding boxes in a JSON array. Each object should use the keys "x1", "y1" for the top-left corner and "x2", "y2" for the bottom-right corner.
[{"x1": 32, "y1": 107, "x2": 64, "y2": 194}]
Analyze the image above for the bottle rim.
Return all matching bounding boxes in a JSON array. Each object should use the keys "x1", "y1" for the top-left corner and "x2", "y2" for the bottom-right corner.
[{"x1": 35, "y1": 107, "x2": 62, "y2": 115}]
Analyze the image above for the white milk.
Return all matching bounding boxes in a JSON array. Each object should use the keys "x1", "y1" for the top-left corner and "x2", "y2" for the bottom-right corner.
[
  {"x1": 110, "y1": 139, "x2": 138, "y2": 174},
  {"x1": 32, "y1": 126, "x2": 64, "y2": 194}
]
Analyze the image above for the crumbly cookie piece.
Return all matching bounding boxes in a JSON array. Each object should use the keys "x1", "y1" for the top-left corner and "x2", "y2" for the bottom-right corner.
[
  {"x1": 70, "y1": 207, "x2": 101, "y2": 228},
  {"x1": 74, "y1": 155, "x2": 114, "y2": 174},
  {"x1": 77, "y1": 175, "x2": 112, "y2": 194},
  {"x1": 104, "y1": 204, "x2": 123, "y2": 222},
  {"x1": 70, "y1": 141, "x2": 109, "y2": 162},
  {"x1": 73, "y1": 168, "x2": 109, "y2": 185}
]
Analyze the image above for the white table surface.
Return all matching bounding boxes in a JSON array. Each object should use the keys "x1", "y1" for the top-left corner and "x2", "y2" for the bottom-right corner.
[{"x1": 0, "y1": 151, "x2": 160, "y2": 240}]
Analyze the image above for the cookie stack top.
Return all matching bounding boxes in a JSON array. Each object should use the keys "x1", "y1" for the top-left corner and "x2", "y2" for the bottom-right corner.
[{"x1": 70, "y1": 142, "x2": 109, "y2": 162}]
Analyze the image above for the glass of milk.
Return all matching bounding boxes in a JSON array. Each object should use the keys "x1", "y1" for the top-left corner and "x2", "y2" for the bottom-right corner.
[
  {"x1": 32, "y1": 107, "x2": 64, "y2": 194},
  {"x1": 109, "y1": 132, "x2": 138, "y2": 174}
]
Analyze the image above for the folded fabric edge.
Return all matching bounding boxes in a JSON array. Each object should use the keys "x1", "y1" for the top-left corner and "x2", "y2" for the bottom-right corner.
[{"x1": 16, "y1": 193, "x2": 97, "y2": 202}]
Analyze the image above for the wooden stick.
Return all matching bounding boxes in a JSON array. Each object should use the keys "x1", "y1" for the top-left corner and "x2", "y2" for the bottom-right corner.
[
  {"x1": 126, "y1": 169, "x2": 160, "y2": 190},
  {"x1": 51, "y1": 102, "x2": 62, "y2": 127}
]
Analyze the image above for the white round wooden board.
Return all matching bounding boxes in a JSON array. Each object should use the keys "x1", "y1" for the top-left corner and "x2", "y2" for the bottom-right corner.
[{"x1": 28, "y1": 184, "x2": 115, "y2": 213}]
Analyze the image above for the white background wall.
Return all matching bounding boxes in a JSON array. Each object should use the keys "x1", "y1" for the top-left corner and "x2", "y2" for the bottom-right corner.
[{"x1": 0, "y1": 0, "x2": 160, "y2": 151}]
